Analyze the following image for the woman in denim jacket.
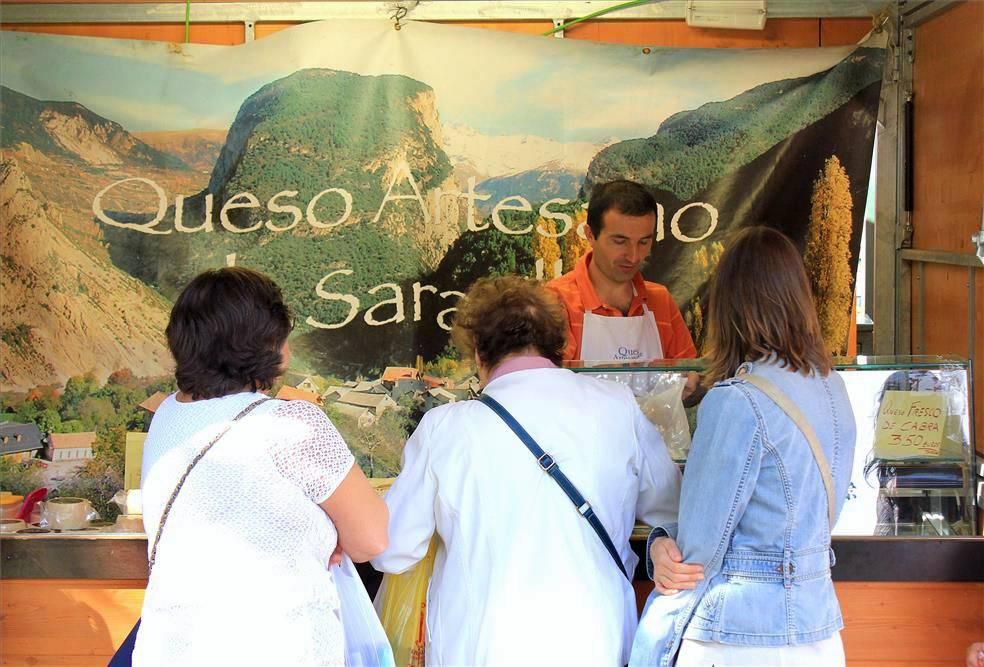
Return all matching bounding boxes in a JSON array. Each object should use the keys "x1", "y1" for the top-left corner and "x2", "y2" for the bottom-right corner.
[{"x1": 630, "y1": 226, "x2": 856, "y2": 667}]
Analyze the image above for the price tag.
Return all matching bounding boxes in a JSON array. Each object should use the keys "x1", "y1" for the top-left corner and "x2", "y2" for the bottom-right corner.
[{"x1": 873, "y1": 390, "x2": 946, "y2": 458}]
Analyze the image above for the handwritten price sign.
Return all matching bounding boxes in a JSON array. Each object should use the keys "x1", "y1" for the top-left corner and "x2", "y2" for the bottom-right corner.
[{"x1": 873, "y1": 390, "x2": 946, "y2": 459}]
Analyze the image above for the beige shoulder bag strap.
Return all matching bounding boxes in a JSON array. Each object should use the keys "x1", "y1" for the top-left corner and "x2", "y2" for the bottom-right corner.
[{"x1": 740, "y1": 375, "x2": 837, "y2": 530}]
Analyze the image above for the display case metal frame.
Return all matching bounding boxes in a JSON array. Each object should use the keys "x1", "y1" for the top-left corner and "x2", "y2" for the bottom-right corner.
[{"x1": 573, "y1": 355, "x2": 978, "y2": 535}]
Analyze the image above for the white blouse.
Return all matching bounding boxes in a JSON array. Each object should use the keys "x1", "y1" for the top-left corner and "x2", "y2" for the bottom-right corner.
[
  {"x1": 373, "y1": 368, "x2": 681, "y2": 667},
  {"x1": 135, "y1": 392, "x2": 354, "y2": 667}
]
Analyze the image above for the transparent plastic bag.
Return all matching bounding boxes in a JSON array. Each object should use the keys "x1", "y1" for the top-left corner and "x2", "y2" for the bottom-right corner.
[
  {"x1": 38, "y1": 496, "x2": 100, "y2": 530},
  {"x1": 636, "y1": 374, "x2": 692, "y2": 461},
  {"x1": 336, "y1": 555, "x2": 396, "y2": 667},
  {"x1": 374, "y1": 538, "x2": 438, "y2": 667}
]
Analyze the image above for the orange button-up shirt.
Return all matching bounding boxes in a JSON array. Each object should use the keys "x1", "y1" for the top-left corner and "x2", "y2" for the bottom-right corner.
[{"x1": 546, "y1": 252, "x2": 697, "y2": 362}]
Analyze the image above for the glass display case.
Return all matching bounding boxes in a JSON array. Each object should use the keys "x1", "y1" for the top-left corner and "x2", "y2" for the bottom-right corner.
[
  {"x1": 569, "y1": 355, "x2": 978, "y2": 537},
  {"x1": 1, "y1": 356, "x2": 980, "y2": 588}
]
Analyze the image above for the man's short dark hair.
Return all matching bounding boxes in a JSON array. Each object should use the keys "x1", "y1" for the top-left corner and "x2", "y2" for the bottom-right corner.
[
  {"x1": 166, "y1": 267, "x2": 293, "y2": 400},
  {"x1": 586, "y1": 179, "x2": 658, "y2": 237},
  {"x1": 451, "y1": 276, "x2": 567, "y2": 370}
]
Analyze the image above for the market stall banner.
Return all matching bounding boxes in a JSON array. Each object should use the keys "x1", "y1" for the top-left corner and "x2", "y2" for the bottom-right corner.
[{"x1": 0, "y1": 21, "x2": 884, "y2": 474}]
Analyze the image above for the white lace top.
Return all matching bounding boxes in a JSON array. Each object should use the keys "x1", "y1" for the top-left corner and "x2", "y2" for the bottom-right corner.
[{"x1": 134, "y1": 392, "x2": 355, "y2": 667}]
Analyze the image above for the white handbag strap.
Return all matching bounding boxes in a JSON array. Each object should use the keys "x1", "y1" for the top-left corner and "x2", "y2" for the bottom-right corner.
[{"x1": 740, "y1": 374, "x2": 837, "y2": 530}]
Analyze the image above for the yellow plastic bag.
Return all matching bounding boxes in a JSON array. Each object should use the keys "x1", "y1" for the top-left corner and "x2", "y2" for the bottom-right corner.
[{"x1": 375, "y1": 538, "x2": 438, "y2": 667}]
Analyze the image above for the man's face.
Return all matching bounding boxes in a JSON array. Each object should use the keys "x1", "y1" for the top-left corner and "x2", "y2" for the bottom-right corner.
[{"x1": 586, "y1": 208, "x2": 656, "y2": 284}]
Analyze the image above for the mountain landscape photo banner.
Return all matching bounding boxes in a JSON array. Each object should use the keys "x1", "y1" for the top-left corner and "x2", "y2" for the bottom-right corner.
[{"x1": 0, "y1": 20, "x2": 884, "y2": 472}]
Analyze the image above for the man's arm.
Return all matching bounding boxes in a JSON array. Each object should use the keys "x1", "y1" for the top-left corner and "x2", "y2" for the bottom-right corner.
[
  {"x1": 664, "y1": 298, "x2": 697, "y2": 359},
  {"x1": 646, "y1": 283, "x2": 697, "y2": 360}
]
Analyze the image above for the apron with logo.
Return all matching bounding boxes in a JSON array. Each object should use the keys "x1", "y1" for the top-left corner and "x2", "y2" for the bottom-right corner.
[{"x1": 580, "y1": 298, "x2": 664, "y2": 363}]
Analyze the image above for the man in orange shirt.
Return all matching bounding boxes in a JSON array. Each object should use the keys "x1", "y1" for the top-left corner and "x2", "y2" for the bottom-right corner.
[{"x1": 547, "y1": 180, "x2": 698, "y2": 391}]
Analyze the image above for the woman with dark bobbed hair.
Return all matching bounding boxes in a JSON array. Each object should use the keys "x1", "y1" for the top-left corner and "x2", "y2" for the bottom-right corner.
[
  {"x1": 373, "y1": 276, "x2": 681, "y2": 666},
  {"x1": 631, "y1": 226, "x2": 856, "y2": 667},
  {"x1": 134, "y1": 267, "x2": 387, "y2": 666}
]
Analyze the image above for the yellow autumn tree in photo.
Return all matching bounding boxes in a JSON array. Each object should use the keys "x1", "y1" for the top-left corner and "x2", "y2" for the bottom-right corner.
[
  {"x1": 562, "y1": 209, "x2": 592, "y2": 273},
  {"x1": 804, "y1": 155, "x2": 854, "y2": 356},
  {"x1": 694, "y1": 240, "x2": 725, "y2": 274},
  {"x1": 687, "y1": 240, "x2": 724, "y2": 352},
  {"x1": 686, "y1": 301, "x2": 705, "y2": 352},
  {"x1": 532, "y1": 217, "x2": 562, "y2": 280}
]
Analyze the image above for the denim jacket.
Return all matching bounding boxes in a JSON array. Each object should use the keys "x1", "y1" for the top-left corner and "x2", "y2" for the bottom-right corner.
[{"x1": 630, "y1": 359, "x2": 856, "y2": 667}]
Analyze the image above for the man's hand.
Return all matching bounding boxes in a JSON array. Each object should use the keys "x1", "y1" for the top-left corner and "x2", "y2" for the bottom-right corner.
[
  {"x1": 681, "y1": 371, "x2": 700, "y2": 400},
  {"x1": 328, "y1": 542, "x2": 344, "y2": 567},
  {"x1": 967, "y1": 642, "x2": 984, "y2": 667},
  {"x1": 650, "y1": 536, "x2": 704, "y2": 595}
]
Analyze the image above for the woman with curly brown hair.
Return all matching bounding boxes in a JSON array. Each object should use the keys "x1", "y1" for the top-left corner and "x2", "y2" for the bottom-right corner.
[{"x1": 373, "y1": 275, "x2": 681, "y2": 667}]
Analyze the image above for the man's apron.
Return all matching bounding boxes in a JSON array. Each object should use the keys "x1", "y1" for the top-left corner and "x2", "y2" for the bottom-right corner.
[{"x1": 580, "y1": 299, "x2": 664, "y2": 363}]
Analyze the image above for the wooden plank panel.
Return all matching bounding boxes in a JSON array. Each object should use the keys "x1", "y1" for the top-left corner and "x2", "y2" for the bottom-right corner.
[
  {"x1": 820, "y1": 17, "x2": 876, "y2": 46},
  {"x1": 1, "y1": 657, "x2": 115, "y2": 667},
  {"x1": 909, "y1": 0, "x2": 984, "y2": 460},
  {"x1": 2, "y1": 579, "x2": 981, "y2": 664},
  {"x1": 435, "y1": 20, "x2": 554, "y2": 36},
  {"x1": 0, "y1": 22, "x2": 243, "y2": 44},
  {"x1": 258, "y1": 18, "x2": 862, "y2": 44},
  {"x1": 913, "y1": 2, "x2": 984, "y2": 252},
  {"x1": 912, "y1": 1, "x2": 983, "y2": 253},
  {"x1": 0, "y1": 0, "x2": 241, "y2": 3},
  {"x1": 255, "y1": 21, "x2": 301, "y2": 39},
  {"x1": 836, "y1": 582, "x2": 984, "y2": 663},
  {"x1": 921, "y1": 263, "x2": 971, "y2": 353},
  {"x1": 919, "y1": 264, "x2": 984, "y2": 421},
  {"x1": 0, "y1": 580, "x2": 145, "y2": 660},
  {"x1": 257, "y1": 20, "x2": 555, "y2": 40},
  {"x1": 850, "y1": 663, "x2": 961, "y2": 667},
  {"x1": 564, "y1": 18, "x2": 823, "y2": 48},
  {"x1": 1, "y1": 17, "x2": 872, "y2": 49}
]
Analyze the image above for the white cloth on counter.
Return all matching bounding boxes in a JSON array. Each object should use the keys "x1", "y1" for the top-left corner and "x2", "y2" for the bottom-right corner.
[
  {"x1": 135, "y1": 392, "x2": 355, "y2": 667},
  {"x1": 372, "y1": 367, "x2": 681, "y2": 667}
]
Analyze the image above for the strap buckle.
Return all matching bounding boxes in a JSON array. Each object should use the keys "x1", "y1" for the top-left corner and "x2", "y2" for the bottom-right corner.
[{"x1": 537, "y1": 452, "x2": 556, "y2": 472}]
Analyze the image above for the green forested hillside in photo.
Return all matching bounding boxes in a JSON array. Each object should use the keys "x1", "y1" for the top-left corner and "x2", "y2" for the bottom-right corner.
[
  {"x1": 586, "y1": 48, "x2": 884, "y2": 200},
  {"x1": 430, "y1": 199, "x2": 586, "y2": 288},
  {"x1": 219, "y1": 69, "x2": 452, "y2": 216},
  {"x1": 233, "y1": 224, "x2": 426, "y2": 329},
  {"x1": 107, "y1": 68, "x2": 458, "y2": 329}
]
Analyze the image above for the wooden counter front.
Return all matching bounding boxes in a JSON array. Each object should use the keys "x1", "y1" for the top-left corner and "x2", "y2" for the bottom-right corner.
[
  {"x1": 2, "y1": 534, "x2": 982, "y2": 666},
  {"x1": 3, "y1": 578, "x2": 981, "y2": 666}
]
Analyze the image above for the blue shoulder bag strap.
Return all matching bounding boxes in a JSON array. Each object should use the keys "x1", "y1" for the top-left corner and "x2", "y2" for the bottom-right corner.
[{"x1": 478, "y1": 393, "x2": 630, "y2": 580}]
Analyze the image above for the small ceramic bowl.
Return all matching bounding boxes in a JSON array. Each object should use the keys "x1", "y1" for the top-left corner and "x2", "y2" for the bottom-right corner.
[{"x1": 0, "y1": 519, "x2": 27, "y2": 533}]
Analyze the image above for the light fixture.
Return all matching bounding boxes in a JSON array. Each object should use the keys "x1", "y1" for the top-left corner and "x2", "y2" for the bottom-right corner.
[{"x1": 685, "y1": 0, "x2": 768, "y2": 31}]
